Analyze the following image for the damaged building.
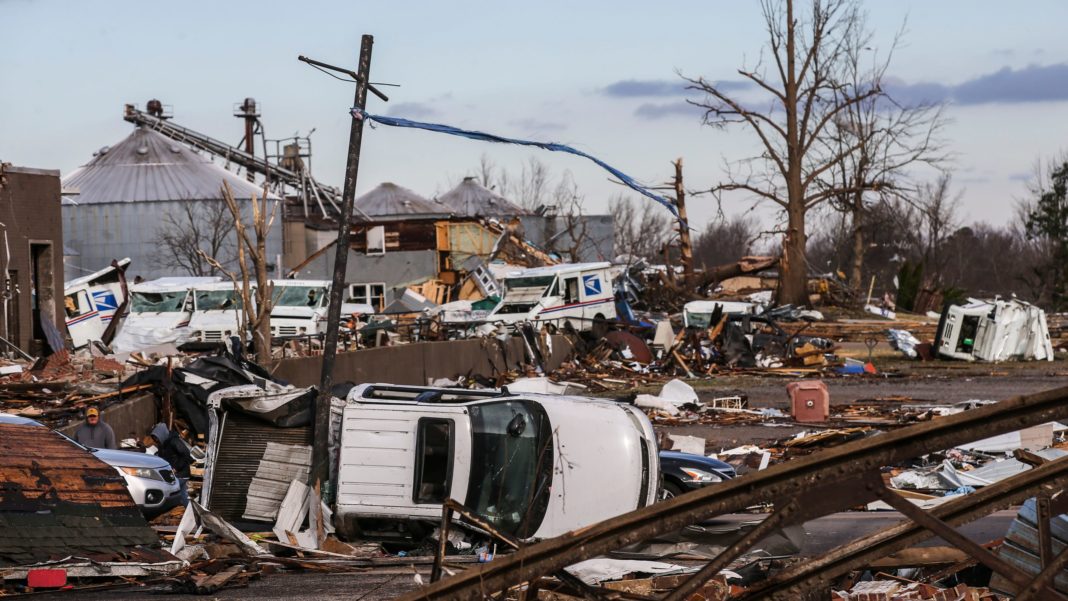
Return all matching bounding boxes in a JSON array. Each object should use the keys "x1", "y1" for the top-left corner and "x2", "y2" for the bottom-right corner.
[{"x1": 0, "y1": 164, "x2": 65, "y2": 356}]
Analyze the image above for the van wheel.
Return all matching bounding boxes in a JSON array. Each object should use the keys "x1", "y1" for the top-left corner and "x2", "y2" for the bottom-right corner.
[{"x1": 591, "y1": 314, "x2": 610, "y2": 339}]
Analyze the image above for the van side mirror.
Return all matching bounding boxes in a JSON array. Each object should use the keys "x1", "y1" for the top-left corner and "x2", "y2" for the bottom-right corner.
[{"x1": 507, "y1": 413, "x2": 526, "y2": 437}]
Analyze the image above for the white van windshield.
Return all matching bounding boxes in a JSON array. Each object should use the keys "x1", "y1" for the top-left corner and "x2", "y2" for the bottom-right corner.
[
  {"x1": 465, "y1": 400, "x2": 553, "y2": 538},
  {"x1": 131, "y1": 291, "x2": 188, "y2": 313},
  {"x1": 273, "y1": 286, "x2": 327, "y2": 308},
  {"x1": 195, "y1": 289, "x2": 240, "y2": 311}
]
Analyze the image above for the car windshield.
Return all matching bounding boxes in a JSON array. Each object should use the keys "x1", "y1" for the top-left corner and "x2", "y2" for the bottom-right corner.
[
  {"x1": 195, "y1": 289, "x2": 240, "y2": 311},
  {"x1": 131, "y1": 291, "x2": 188, "y2": 313},
  {"x1": 273, "y1": 286, "x2": 327, "y2": 308},
  {"x1": 465, "y1": 400, "x2": 553, "y2": 538}
]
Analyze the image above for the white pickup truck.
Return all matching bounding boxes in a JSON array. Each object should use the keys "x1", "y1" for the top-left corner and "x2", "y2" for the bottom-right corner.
[{"x1": 335, "y1": 383, "x2": 659, "y2": 540}]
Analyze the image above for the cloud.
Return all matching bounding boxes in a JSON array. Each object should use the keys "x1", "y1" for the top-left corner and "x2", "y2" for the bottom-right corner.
[
  {"x1": 1008, "y1": 172, "x2": 1032, "y2": 182},
  {"x1": 886, "y1": 63, "x2": 1068, "y2": 106},
  {"x1": 954, "y1": 64, "x2": 1068, "y2": 104},
  {"x1": 634, "y1": 101, "x2": 705, "y2": 120},
  {"x1": 603, "y1": 79, "x2": 688, "y2": 97},
  {"x1": 508, "y1": 118, "x2": 566, "y2": 133},
  {"x1": 386, "y1": 102, "x2": 439, "y2": 119},
  {"x1": 602, "y1": 78, "x2": 751, "y2": 98}
]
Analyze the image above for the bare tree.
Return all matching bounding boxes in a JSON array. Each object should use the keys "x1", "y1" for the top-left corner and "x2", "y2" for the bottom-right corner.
[
  {"x1": 155, "y1": 201, "x2": 236, "y2": 276},
  {"x1": 220, "y1": 182, "x2": 277, "y2": 363},
  {"x1": 822, "y1": 17, "x2": 947, "y2": 291},
  {"x1": 610, "y1": 194, "x2": 672, "y2": 264},
  {"x1": 693, "y1": 215, "x2": 759, "y2": 269},
  {"x1": 686, "y1": 0, "x2": 883, "y2": 305},
  {"x1": 542, "y1": 172, "x2": 594, "y2": 261}
]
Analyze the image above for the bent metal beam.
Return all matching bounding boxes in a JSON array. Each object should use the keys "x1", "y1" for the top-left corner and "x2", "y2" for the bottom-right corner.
[{"x1": 399, "y1": 385, "x2": 1068, "y2": 601}]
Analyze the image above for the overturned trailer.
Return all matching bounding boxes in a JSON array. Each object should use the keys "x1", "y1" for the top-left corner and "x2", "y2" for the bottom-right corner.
[{"x1": 936, "y1": 297, "x2": 1053, "y2": 362}]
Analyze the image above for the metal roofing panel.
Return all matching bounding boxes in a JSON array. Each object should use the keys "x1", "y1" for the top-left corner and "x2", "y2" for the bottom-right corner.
[{"x1": 62, "y1": 128, "x2": 270, "y2": 205}]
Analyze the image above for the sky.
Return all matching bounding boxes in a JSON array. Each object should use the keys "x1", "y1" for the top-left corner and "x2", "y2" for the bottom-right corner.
[{"x1": 2, "y1": 0, "x2": 1067, "y2": 233}]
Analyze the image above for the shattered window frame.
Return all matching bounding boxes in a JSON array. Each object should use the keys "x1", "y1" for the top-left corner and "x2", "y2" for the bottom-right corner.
[
  {"x1": 349, "y1": 282, "x2": 386, "y2": 311},
  {"x1": 413, "y1": 417, "x2": 455, "y2": 504}
]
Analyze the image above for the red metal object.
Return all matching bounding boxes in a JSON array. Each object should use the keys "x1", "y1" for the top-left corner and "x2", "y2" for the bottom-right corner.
[
  {"x1": 604, "y1": 330, "x2": 653, "y2": 364},
  {"x1": 787, "y1": 380, "x2": 829, "y2": 422},
  {"x1": 27, "y1": 569, "x2": 66, "y2": 588}
]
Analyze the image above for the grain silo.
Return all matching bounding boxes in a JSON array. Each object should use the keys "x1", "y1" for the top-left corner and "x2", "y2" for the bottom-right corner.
[{"x1": 62, "y1": 125, "x2": 282, "y2": 280}]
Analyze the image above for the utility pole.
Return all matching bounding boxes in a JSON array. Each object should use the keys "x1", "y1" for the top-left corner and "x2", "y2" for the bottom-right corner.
[
  {"x1": 235, "y1": 98, "x2": 259, "y2": 183},
  {"x1": 311, "y1": 35, "x2": 376, "y2": 492},
  {"x1": 673, "y1": 158, "x2": 694, "y2": 279}
]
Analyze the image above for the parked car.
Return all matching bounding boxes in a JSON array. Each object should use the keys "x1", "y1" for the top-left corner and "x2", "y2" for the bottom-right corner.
[
  {"x1": 0, "y1": 413, "x2": 185, "y2": 518},
  {"x1": 336, "y1": 383, "x2": 660, "y2": 541},
  {"x1": 658, "y1": 450, "x2": 736, "y2": 499}
]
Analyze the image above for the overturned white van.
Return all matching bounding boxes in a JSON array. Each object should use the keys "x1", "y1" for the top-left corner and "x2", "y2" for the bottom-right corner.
[
  {"x1": 487, "y1": 262, "x2": 617, "y2": 332},
  {"x1": 335, "y1": 383, "x2": 659, "y2": 540}
]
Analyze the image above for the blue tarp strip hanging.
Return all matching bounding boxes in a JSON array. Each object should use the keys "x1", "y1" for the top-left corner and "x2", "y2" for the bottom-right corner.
[{"x1": 351, "y1": 108, "x2": 680, "y2": 219}]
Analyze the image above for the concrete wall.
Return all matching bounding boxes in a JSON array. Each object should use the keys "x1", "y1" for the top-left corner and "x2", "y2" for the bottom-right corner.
[
  {"x1": 57, "y1": 392, "x2": 158, "y2": 442},
  {"x1": 272, "y1": 335, "x2": 576, "y2": 388},
  {"x1": 63, "y1": 198, "x2": 284, "y2": 281},
  {"x1": 0, "y1": 165, "x2": 65, "y2": 353}
]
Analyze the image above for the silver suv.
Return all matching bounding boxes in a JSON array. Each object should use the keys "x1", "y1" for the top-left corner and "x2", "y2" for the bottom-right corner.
[{"x1": 0, "y1": 413, "x2": 185, "y2": 518}]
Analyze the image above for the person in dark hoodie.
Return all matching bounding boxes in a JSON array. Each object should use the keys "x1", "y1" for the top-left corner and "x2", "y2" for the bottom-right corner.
[
  {"x1": 149, "y1": 423, "x2": 193, "y2": 504},
  {"x1": 74, "y1": 407, "x2": 117, "y2": 449}
]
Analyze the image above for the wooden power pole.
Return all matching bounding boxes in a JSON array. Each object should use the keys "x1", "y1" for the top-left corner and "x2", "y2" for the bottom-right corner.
[
  {"x1": 673, "y1": 158, "x2": 694, "y2": 279},
  {"x1": 311, "y1": 35, "x2": 376, "y2": 491}
]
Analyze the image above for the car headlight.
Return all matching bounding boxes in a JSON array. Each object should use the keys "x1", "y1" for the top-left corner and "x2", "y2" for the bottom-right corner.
[
  {"x1": 680, "y1": 468, "x2": 722, "y2": 483},
  {"x1": 119, "y1": 466, "x2": 164, "y2": 481}
]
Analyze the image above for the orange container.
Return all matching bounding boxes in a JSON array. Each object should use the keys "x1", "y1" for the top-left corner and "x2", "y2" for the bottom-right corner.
[{"x1": 787, "y1": 380, "x2": 829, "y2": 422}]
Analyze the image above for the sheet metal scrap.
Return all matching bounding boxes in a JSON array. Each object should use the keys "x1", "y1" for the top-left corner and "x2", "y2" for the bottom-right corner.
[{"x1": 399, "y1": 385, "x2": 1068, "y2": 601}]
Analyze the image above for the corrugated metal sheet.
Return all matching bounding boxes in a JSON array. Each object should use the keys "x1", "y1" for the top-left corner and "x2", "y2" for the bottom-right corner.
[
  {"x1": 437, "y1": 177, "x2": 528, "y2": 217},
  {"x1": 62, "y1": 127, "x2": 267, "y2": 205},
  {"x1": 242, "y1": 443, "x2": 312, "y2": 521},
  {"x1": 355, "y1": 182, "x2": 450, "y2": 217},
  {"x1": 0, "y1": 423, "x2": 158, "y2": 566},
  {"x1": 992, "y1": 497, "x2": 1068, "y2": 595},
  {"x1": 208, "y1": 412, "x2": 312, "y2": 523},
  {"x1": 61, "y1": 199, "x2": 284, "y2": 280}
]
